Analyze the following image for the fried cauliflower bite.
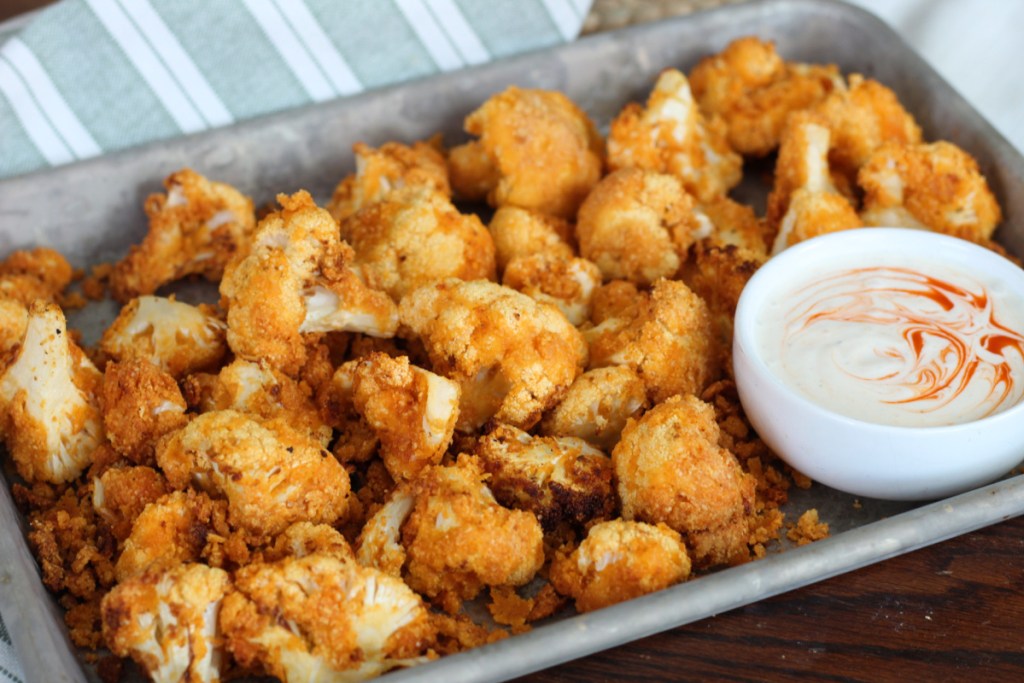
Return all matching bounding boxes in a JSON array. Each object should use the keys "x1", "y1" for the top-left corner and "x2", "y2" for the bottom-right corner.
[
  {"x1": 549, "y1": 519, "x2": 691, "y2": 613},
  {"x1": 91, "y1": 464, "x2": 169, "y2": 543},
  {"x1": 220, "y1": 553, "x2": 433, "y2": 683},
  {"x1": 0, "y1": 298, "x2": 28, "y2": 358},
  {"x1": 0, "y1": 301, "x2": 103, "y2": 483},
  {"x1": 695, "y1": 195, "x2": 768, "y2": 255},
  {"x1": 689, "y1": 36, "x2": 844, "y2": 157},
  {"x1": 99, "y1": 295, "x2": 227, "y2": 379},
  {"x1": 576, "y1": 168, "x2": 704, "y2": 285},
  {"x1": 813, "y1": 74, "x2": 922, "y2": 183},
  {"x1": 331, "y1": 353, "x2": 459, "y2": 482},
  {"x1": 262, "y1": 522, "x2": 353, "y2": 563},
  {"x1": 101, "y1": 359, "x2": 187, "y2": 465},
  {"x1": 183, "y1": 357, "x2": 330, "y2": 446},
  {"x1": 448, "y1": 87, "x2": 604, "y2": 219},
  {"x1": 766, "y1": 112, "x2": 861, "y2": 253},
  {"x1": 608, "y1": 68, "x2": 742, "y2": 202},
  {"x1": 585, "y1": 278, "x2": 718, "y2": 404},
  {"x1": 328, "y1": 137, "x2": 451, "y2": 223},
  {"x1": 613, "y1": 394, "x2": 755, "y2": 568},
  {"x1": 488, "y1": 206, "x2": 575, "y2": 273},
  {"x1": 155, "y1": 410, "x2": 350, "y2": 540},
  {"x1": 102, "y1": 562, "x2": 231, "y2": 683},
  {"x1": 220, "y1": 191, "x2": 398, "y2": 375},
  {"x1": 110, "y1": 168, "x2": 256, "y2": 303},
  {"x1": 539, "y1": 366, "x2": 649, "y2": 451},
  {"x1": 858, "y1": 141, "x2": 1003, "y2": 242},
  {"x1": 0, "y1": 246, "x2": 73, "y2": 305},
  {"x1": 355, "y1": 489, "x2": 414, "y2": 578},
  {"x1": 475, "y1": 425, "x2": 615, "y2": 531},
  {"x1": 341, "y1": 185, "x2": 496, "y2": 301},
  {"x1": 399, "y1": 279, "x2": 587, "y2": 431},
  {"x1": 501, "y1": 253, "x2": 602, "y2": 326}
]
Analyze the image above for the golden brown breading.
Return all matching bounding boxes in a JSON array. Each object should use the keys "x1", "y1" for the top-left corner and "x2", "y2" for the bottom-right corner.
[
  {"x1": 0, "y1": 246, "x2": 73, "y2": 306},
  {"x1": 260, "y1": 522, "x2": 353, "y2": 563},
  {"x1": 539, "y1": 366, "x2": 649, "y2": 451},
  {"x1": 858, "y1": 140, "x2": 1002, "y2": 242},
  {"x1": 328, "y1": 137, "x2": 451, "y2": 223},
  {"x1": 695, "y1": 195, "x2": 768, "y2": 255},
  {"x1": 585, "y1": 278, "x2": 718, "y2": 403},
  {"x1": 399, "y1": 279, "x2": 587, "y2": 431},
  {"x1": 501, "y1": 253, "x2": 601, "y2": 326},
  {"x1": 549, "y1": 519, "x2": 691, "y2": 612},
  {"x1": 577, "y1": 168, "x2": 702, "y2": 285},
  {"x1": 689, "y1": 36, "x2": 844, "y2": 157},
  {"x1": 608, "y1": 68, "x2": 742, "y2": 202},
  {"x1": 341, "y1": 185, "x2": 496, "y2": 300},
  {"x1": 91, "y1": 465, "x2": 169, "y2": 543},
  {"x1": 109, "y1": 168, "x2": 255, "y2": 303},
  {"x1": 612, "y1": 394, "x2": 756, "y2": 568},
  {"x1": 155, "y1": 410, "x2": 350, "y2": 541},
  {"x1": 449, "y1": 87, "x2": 604, "y2": 219},
  {"x1": 100, "y1": 359, "x2": 187, "y2": 465},
  {"x1": 488, "y1": 206, "x2": 575, "y2": 273}
]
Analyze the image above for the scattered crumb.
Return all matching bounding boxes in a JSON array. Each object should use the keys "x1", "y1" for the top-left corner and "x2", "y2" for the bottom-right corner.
[{"x1": 786, "y1": 509, "x2": 830, "y2": 546}]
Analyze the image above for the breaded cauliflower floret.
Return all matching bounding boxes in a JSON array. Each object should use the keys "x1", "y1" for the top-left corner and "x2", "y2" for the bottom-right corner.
[
  {"x1": 0, "y1": 246, "x2": 73, "y2": 305},
  {"x1": 355, "y1": 489, "x2": 414, "y2": 578},
  {"x1": 0, "y1": 298, "x2": 28, "y2": 359},
  {"x1": 576, "y1": 168, "x2": 703, "y2": 285},
  {"x1": 101, "y1": 359, "x2": 187, "y2": 465},
  {"x1": 549, "y1": 519, "x2": 691, "y2": 613},
  {"x1": 694, "y1": 195, "x2": 768, "y2": 256},
  {"x1": 488, "y1": 206, "x2": 575, "y2": 272},
  {"x1": 502, "y1": 253, "x2": 601, "y2": 326},
  {"x1": 92, "y1": 464, "x2": 169, "y2": 543},
  {"x1": 331, "y1": 353, "x2": 459, "y2": 482},
  {"x1": 858, "y1": 141, "x2": 1002, "y2": 242},
  {"x1": 342, "y1": 186, "x2": 496, "y2": 301},
  {"x1": 221, "y1": 555, "x2": 433, "y2": 682},
  {"x1": 448, "y1": 87, "x2": 604, "y2": 219},
  {"x1": 399, "y1": 279, "x2": 587, "y2": 431},
  {"x1": 220, "y1": 191, "x2": 398, "y2": 375},
  {"x1": 156, "y1": 410, "x2": 350, "y2": 540},
  {"x1": 475, "y1": 425, "x2": 615, "y2": 531},
  {"x1": 813, "y1": 74, "x2": 922, "y2": 183},
  {"x1": 183, "y1": 357, "x2": 330, "y2": 446},
  {"x1": 608, "y1": 68, "x2": 742, "y2": 202},
  {"x1": 539, "y1": 366, "x2": 649, "y2": 451},
  {"x1": 613, "y1": 394, "x2": 755, "y2": 568},
  {"x1": 99, "y1": 295, "x2": 227, "y2": 379},
  {"x1": 262, "y1": 522, "x2": 353, "y2": 563},
  {"x1": 328, "y1": 137, "x2": 451, "y2": 223},
  {"x1": 689, "y1": 36, "x2": 844, "y2": 157},
  {"x1": 0, "y1": 301, "x2": 103, "y2": 483},
  {"x1": 102, "y1": 563, "x2": 231, "y2": 683},
  {"x1": 766, "y1": 112, "x2": 861, "y2": 253},
  {"x1": 585, "y1": 279, "x2": 718, "y2": 403},
  {"x1": 110, "y1": 168, "x2": 255, "y2": 303}
]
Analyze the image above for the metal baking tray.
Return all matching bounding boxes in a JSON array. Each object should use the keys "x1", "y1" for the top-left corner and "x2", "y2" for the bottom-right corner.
[{"x1": 2, "y1": 0, "x2": 1024, "y2": 681}]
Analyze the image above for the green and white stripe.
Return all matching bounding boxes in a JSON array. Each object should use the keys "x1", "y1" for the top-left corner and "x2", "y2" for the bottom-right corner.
[{"x1": 0, "y1": 0, "x2": 592, "y2": 179}]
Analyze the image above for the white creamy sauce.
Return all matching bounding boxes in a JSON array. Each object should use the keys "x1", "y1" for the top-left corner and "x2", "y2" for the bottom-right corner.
[{"x1": 757, "y1": 256, "x2": 1024, "y2": 427}]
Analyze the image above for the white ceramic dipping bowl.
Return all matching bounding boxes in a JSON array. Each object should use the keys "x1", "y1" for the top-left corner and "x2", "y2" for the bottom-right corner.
[{"x1": 733, "y1": 228, "x2": 1024, "y2": 500}]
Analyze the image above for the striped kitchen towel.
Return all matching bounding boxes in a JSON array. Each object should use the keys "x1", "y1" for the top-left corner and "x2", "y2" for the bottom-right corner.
[{"x1": 0, "y1": 0, "x2": 593, "y2": 179}]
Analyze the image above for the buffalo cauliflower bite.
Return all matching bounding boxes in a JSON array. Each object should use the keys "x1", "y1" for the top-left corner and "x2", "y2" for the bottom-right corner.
[
  {"x1": 448, "y1": 87, "x2": 604, "y2": 219},
  {"x1": 539, "y1": 366, "x2": 649, "y2": 451},
  {"x1": 488, "y1": 206, "x2": 575, "y2": 273},
  {"x1": 110, "y1": 168, "x2": 256, "y2": 303},
  {"x1": 0, "y1": 246, "x2": 73, "y2": 305},
  {"x1": 766, "y1": 112, "x2": 861, "y2": 253},
  {"x1": 501, "y1": 253, "x2": 602, "y2": 326},
  {"x1": 355, "y1": 489, "x2": 414, "y2": 578},
  {"x1": 155, "y1": 410, "x2": 350, "y2": 540},
  {"x1": 399, "y1": 279, "x2": 587, "y2": 431},
  {"x1": 608, "y1": 68, "x2": 742, "y2": 202},
  {"x1": 585, "y1": 278, "x2": 718, "y2": 404},
  {"x1": 220, "y1": 553, "x2": 434, "y2": 683},
  {"x1": 0, "y1": 298, "x2": 28, "y2": 359},
  {"x1": 328, "y1": 138, "x2": 451, "y2": 223},
  {"x1": 220, "y1": 191, "x2": 398, "y2": 375},
  {"x1": 331, "y1": 353, "x2": 459, "y2": 482},
  {"x1": 858, "y1": 141, "x2": 1002, "y2": 242},
  {"x1": 0, "y1": 301, "x2": 103, "y2": 483},
  {"x1": 694, "y1": 195, "x2": 768, "y2": 255},
  {"x1": 91, "y1": 464, "x2": 169, "y2": 543},
  {"x1": 689, "y1": 36, "x2": 844, "y2": 157},
  {"x1": 341, "y1": 185, "x2": 496, "y2": 301},
  {"x1": 576, "y1": 169, "x2": 704, "y2": 285},
  {"x1": 101, "y1": 359, "x2": 187, "y2": 465},
  {"x1": 475, "y1": 425, "x2": 615, "y2": 531},
  {"x1": 99, "y1": 295, "x2": 227, "y2": 379},
  {"x1": 102, "y1": 562, "x2": 231, "y2": 683},
  {"x1": 613, "y1": 394, "x2": 755, "y2": 568},
  {"x1": 549, "y1": 519, "x2": 691, "y2": 613},
  {"x1": 262, "y1": 522, "x2": 353, "y2": 563}
]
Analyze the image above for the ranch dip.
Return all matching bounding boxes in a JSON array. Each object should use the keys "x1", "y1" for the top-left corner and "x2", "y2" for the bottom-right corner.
[{"x1": 757, "y1": 256, "x2": 1024, "y2": 427}]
